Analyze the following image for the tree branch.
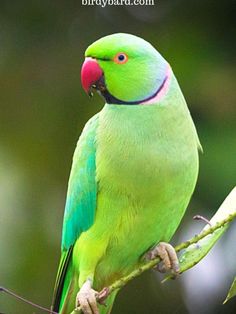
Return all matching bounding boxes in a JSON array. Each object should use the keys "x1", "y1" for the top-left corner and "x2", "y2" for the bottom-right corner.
[
  {"x1": 71, "y1": 187, "x2": 236, "y2": 314},
  {"x1": 2, "y1": 190, "x2": 234, "y2": 314}
]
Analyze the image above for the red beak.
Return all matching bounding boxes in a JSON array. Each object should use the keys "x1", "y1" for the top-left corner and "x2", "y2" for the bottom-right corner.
[{"x1": 81, "y1": 57, "x2": 103, "y2": 96}]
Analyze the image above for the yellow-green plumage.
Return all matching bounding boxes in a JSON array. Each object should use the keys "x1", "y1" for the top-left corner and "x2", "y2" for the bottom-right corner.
[{"x1": 52, "y1": 33, "x2": 200, "y2": 314}]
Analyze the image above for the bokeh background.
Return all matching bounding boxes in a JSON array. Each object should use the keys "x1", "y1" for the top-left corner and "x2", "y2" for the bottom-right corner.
[{"x1": 0, "y1": 1, "x2": 235, "y2": 313}]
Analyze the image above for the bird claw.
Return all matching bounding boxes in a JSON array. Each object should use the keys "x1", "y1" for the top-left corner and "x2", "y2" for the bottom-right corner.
[
  {"x1": 145, "y1": 242, "x2": 180, "y2": 276},
  {"x1": 76, "y1": 280, "x2": 110, "y2": 314},
  {"x1": 97, "y1": 287, "x2": 110, "y2": 306},
  {"x1": 76, "y1": 280, "x2": 99, "y2": 314}
]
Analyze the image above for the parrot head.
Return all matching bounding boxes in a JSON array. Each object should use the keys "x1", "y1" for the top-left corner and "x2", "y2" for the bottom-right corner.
[{"x1": 81, "y1": 33, "x2": 170, "y2": 105}]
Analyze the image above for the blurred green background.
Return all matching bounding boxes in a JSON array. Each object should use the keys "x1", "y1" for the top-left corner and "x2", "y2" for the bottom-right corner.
[{"x1": 0, "y1": 1, "x2": 235, "y2": 313}]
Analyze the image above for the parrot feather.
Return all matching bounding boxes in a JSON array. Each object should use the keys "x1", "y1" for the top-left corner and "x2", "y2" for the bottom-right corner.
[
  {"x1": 52, "y1": 114, "x2": 99, "y2": 312},
  {"x1": 52, "y1": 33, "x2": 201, "y2": 314},
  {"x1": 61, "y1": 114, "x2": 99, "y2": 250}
]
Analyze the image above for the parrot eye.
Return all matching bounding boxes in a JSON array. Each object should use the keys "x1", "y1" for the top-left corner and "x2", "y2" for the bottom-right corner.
[{"x1": 114, "y1": 53, "x2": 128, "y2": 64}]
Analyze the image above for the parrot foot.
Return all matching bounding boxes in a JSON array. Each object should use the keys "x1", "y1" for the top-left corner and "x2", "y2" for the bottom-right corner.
[
  {"x1": 145, "y1": 242, "x2": 180, "y2": 275},
  {"x1": 76, "y1": 280, "x2": 110, "y2": 314},
  {"x1": 97, "y1": 287, "x2": 110, "y2": 305},
  {"x1": 76, "y1": 279, "x2": 99, "y2": 314}
]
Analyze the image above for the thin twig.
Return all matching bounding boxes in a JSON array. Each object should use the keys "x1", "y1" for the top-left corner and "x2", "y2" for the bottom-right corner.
[
  {"x1": 193, "y1": 214, "x2": 212, "y2": 226},
  {"x1": 0, "y1": 286, "x2": 57, "y2": 314}
]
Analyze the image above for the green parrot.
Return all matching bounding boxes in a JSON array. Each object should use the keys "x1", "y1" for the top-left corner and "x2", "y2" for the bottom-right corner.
[{"x1": 51, "y1": 33, "x2": 201, "y2": 314}]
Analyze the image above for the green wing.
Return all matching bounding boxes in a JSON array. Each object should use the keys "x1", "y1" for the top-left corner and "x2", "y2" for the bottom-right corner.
[
  {"x1": 62, "y1": 113, "x2": 99, "y2": 250},
  {"x1": 51, "y1": 114, "x2": 99, "y2": 312}
]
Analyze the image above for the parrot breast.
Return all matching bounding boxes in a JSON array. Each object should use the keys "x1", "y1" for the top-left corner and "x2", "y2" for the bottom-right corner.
[{"x1": 92, "y1": 76, "x2": 199, "y2": 288}]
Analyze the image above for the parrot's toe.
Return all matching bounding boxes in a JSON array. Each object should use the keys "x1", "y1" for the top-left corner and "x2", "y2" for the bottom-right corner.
[
  {"x1": 76, "y1": 280, "x2": 99, "y2": 314},
  {"x1": 97, "y1": 287, "x2": 110, "y2": 305},
  {"x1": 145, "y1": 242, "x2": 180, "y2": 275}
]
